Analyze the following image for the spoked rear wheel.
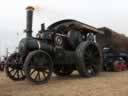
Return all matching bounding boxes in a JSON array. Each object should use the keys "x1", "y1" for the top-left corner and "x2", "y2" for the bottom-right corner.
[
  {"x1": 76, "y1": 41, "x2": 102, "y2": 77},
  {"x1": 5, "y1": 53, "x2": 25, "y2": 81},
  {"x1": 24, "y1": 50, "x2": 53, "y2": 84}
]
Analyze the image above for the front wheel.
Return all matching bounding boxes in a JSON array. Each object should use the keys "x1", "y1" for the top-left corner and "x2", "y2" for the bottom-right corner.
[{"x1": 23, "y1": 50, "x2": 53, "y2": 84}]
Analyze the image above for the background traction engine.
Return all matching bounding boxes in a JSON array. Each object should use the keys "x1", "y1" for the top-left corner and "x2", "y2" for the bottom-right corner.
[{"x1": 5, "y1": 6, "x2": 103, "y2": 84}]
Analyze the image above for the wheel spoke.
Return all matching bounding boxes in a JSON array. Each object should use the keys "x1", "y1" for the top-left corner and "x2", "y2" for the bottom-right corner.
[
  {"x1": 44, "y1": 70, "x2": 49, "y2": 74},
  {"x1": 38, "y1": 72, "x2": 41, "y2": 80},
  {"x1": 17, "y1": 70, "x2": 20, "y2": 78},
  {"x1": 9, "y1": 68, "x2": 15, "y2": 73},
  {"x1": 42, "y1": 71, "x2": 46, "y2": 78},
  {"x1": 13, "y1": 70, "x2": 17, "y2": 77},
  {"x1": 30, "y1": 69, "x2": 36, "y2": 76},
  {"x1": 34, "y1": 71, "x2": 39, "y2": 80},
  {"x1": 20, "y1": 70, "x2": 24, "y2": 76}
]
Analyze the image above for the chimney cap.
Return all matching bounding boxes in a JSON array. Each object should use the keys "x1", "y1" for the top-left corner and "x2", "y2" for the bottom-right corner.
[{"x1": 26, "y1": 6, "x2": 34, "y2": 11}]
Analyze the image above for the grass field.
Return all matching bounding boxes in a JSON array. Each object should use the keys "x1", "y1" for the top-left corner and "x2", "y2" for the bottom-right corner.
[{"x1": 0, "y1": 71, "x2": 128, "y2": 96}]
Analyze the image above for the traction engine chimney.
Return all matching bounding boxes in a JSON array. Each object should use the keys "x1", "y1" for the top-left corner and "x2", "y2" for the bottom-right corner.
[{"x1": 24, "y1": 6, "x2": 34, "y2": 37}]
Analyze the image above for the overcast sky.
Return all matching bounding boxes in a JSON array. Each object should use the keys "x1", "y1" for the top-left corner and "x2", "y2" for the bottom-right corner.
[{"x1": 0, "y1": 0, "x2": 128, "y2": 55}]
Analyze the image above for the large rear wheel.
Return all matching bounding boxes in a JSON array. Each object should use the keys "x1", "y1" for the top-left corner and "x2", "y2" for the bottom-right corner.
[{"x1": 76, "y1": 41, "x2": 102, "y2": 77}]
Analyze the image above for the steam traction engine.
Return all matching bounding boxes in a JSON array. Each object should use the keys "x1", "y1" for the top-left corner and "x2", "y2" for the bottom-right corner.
[{"x1": 5, "y1": 6, "x2": 103, "y2": 84}]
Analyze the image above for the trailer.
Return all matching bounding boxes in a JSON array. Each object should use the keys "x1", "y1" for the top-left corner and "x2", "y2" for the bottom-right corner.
[{"x1": 98, "y1": 27, "x2": 128, "y2": 71}]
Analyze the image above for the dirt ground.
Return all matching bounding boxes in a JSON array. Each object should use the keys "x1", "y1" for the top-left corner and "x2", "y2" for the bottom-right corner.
[{"x1": 0, "y1": 71, "x2": 128, "y2": 96}]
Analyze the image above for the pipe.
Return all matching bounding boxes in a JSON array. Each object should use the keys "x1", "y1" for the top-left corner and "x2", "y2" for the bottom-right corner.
[{"x1": 24, "y1": 6, "x2": 34, "y2": 37}]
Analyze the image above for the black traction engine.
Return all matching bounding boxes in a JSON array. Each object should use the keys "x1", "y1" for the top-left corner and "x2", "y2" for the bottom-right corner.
[{"x1": 5, "y1": 6, "x2": 103, "y2": 84}]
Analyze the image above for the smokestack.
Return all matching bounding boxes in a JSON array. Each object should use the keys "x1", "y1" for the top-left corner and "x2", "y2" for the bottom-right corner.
[{"x1": 24, "y1": 6, "x2": 34, "y2": 37}]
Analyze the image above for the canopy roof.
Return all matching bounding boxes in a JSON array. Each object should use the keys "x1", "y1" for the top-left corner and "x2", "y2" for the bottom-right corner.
[{"x1": 47, "y1": 19, "x2": 104, "y2": 34}]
